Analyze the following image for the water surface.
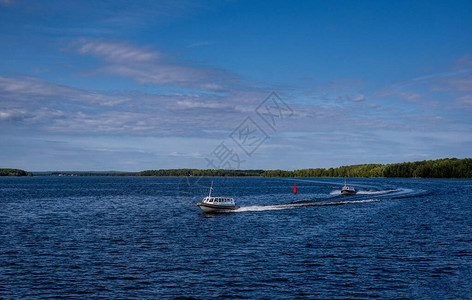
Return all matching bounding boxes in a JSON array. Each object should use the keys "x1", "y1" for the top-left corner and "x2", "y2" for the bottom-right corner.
[{"x1": 0, "y1": 177, "x2": 471, "y2": 298}]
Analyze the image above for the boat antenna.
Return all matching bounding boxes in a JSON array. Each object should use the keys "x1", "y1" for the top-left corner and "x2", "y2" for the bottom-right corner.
[
  {"x1": 209, "y1": 181, "x2": 213, "y2": 198},
  {"x1": 345, "y1": 169, "x2": 350, "y2": 186}
]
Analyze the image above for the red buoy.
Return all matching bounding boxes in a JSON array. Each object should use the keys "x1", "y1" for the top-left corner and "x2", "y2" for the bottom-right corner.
[{"x1": 294, "y1": 183, "x2": 297, "y2": 194}]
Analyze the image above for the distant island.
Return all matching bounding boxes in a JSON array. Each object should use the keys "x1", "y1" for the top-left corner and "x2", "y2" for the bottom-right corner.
[
  {"x1": 137, "y1": 169, "x2": 265, "y2": 177},
  {"x1": 3, "y1": 158, "x2": 471, "y2": 178},
  {"x1": 0, "y1": 168, "x2": 33, "y2": 176}
]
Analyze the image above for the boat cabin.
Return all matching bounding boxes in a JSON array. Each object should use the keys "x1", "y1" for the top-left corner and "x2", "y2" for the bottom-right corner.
[{"x1": 203, "y1": 196, "x2": 236, "y2": 205}]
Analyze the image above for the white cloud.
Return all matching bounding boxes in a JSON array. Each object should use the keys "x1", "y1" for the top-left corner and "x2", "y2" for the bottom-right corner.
[
  {"x1": 96, "y1": 64, "x2": 227, "y2": 90},
  {"x1": 71, "y1": 39, "x2": 237, "y2": 91},
  {"x1": 170, "y1": 151, "x2": 202, "y2": 158},
  {"x1": 346, "y1": 93, "x2": 366, "y2": 102},
  {"x1": 175, "y1": 99, "x2": 229, "y2": 110},
  {"x1": 378, "y1": 88, "x2": 423, "y2": 102},
  {"x1": 0, "y1": 76, "x2": 72, "y2": 98},
  {"x1": 0, "y1": 109, "x2": 30, "y2": 121},
  {"x1": 72, "y1": 39, "x2": 161, "y2": 63},
  {"x1": 0, "y1": 76, "x2": 253, "y2": 136},
  {"x1": 0, "y1": 76, "x2": 132, "y2": 107}
]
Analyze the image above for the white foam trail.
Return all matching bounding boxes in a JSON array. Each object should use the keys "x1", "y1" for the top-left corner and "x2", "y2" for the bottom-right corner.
[
  {"x1": 356, "y1": 189, "x2": 397, "y2": 194},
  {"x1": 235, "y1": 199, "x2": 384, "y2": 212},
  {"x1": 330, "y1": 189, "x2": 397, "y2": 195},
  {"x1": 393, "y1": 188, "x2": 414, "y2": 195}
]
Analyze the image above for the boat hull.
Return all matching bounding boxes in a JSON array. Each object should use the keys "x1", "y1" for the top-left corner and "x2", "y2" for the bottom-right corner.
[
  {"x1": 197, "y1": 202, "x2": 240, "y2": 213},
  {"x1": 341, "y1": 189, "x2": 357, "y2": 195}
]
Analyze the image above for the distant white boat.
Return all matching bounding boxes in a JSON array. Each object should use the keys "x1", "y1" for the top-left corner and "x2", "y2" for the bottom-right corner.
[
  {"x1": 197, "y1": 182, "x2": 240, "y2": 212},
  {"x1": 341, "y1": 178, "x2": 357, "y2": 195}
]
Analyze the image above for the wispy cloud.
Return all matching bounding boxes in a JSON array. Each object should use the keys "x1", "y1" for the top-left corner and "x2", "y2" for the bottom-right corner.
[
  {"x1": 94, "y1": 64, "x2": 230, "y2": 91},
  {"x1": 0, "y1": 75, "x2": 259, "y2": 136},
  {"x1": 0, "y1": 74, "x2": 404, "y2": 141},
  {"x1": 71, "y1": 39, "x2": 161, "y2": 63},
  {"x1": 345, "y1": 93, "x2": 366, "y2": 102},
  {"x1": 0, "y1": 109, "x2": 30, "y2": 121},
  {"x1": 374, "y1": 58, "x2": 472, "y2": 115},
  {"x1": 70, "y1": 39, "x2": 238, "y2": 91},
  {"x1": 0, "y1": 76, "x2": 132, "y2": 106},
  {"x1": 170, "y1": 151, "x2": 202, "y2": 158},
  {"x1": 377, "y1": 88, "x2": 423, "y2": 103},
  {"x1": 0, "y1": 76, "x2": 72, "y2": 98}
]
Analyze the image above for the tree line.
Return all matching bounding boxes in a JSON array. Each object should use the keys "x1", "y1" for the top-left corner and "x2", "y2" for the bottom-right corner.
[
  {"x1": 4, "y1": 158, "x2": 471, "y2": 178},
  {"x1": 262, "y1": 158, "x2": 472, "y2": 178},
  {"x1": 0, "y1": 168, "x2": 33, "y2": 176},
  {"x1": 137, "y1": 169, "x2": 265, "y2": 177}
]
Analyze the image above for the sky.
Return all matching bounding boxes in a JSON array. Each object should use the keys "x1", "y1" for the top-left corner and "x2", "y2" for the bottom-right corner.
[{"x1": 1, "y1": 0, "x2": 471, "y2": 171}]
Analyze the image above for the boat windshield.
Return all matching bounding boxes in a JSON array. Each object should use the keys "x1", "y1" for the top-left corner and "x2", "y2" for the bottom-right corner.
[{"x1": 204, "y1": 196, "x2": 235, "y2": 204}]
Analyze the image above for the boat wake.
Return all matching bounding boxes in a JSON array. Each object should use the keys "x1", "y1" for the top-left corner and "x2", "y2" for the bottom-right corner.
[
  {"x1": 198, "y1": 186, "x2": 422, "y2": 214},
  {"x1": 330, "y1": 189, "x2": 397, "y2": 195},
  {"x1": 235, "y1": 198, "x2": 385, "y2": 212},
  {"x1": 234, "y1": 188, "x2": 420, "y2": 213}
]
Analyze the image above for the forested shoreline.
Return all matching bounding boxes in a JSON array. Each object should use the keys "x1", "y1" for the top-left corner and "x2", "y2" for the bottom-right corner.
[
  {"x1": 137, "y1": 169, "x2": 265, "y2": 177},
  {"x1": 263, "y1": 158, "x2": 472, "y2": 178},
  {"x1": 0, "y1": 169, "x2": 33, "y2": 176},
  {"x1": 139, "y1": 158, "x2": 472, "y2": 178},
  {"x1": 4, "y1": 158, "x2": 472, "y2": 178}
]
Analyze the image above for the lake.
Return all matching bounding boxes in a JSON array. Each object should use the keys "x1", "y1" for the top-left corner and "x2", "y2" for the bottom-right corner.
[{"x1": 0, "y1": 176, "x2": 471, "y2": 298}]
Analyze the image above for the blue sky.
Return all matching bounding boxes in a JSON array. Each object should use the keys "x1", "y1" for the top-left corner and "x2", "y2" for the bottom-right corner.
[{"x1": 1, "y1": 0, "x2": 471, "y2": 171}]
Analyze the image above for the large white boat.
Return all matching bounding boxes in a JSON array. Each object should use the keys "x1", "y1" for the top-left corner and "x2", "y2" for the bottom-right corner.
[
  {"x1": 197, "y1": 182, "x2": 240, "y2": 213},
  {"x1": 341, "y1": 178, "x2": 357, "y2": 195}
]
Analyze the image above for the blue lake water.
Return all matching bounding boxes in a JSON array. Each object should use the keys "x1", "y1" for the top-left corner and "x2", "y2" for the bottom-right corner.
[{"x1": 0, "y1": 176, "x2": 471, "y2": 299}]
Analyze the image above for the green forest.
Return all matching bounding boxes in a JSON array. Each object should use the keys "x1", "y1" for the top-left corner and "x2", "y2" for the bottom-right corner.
[
  {"x1": 263, "y1": 158, "x2": 472, "y2": 178},
  {"x1": 137, "y1": 158, "x2": 472, "y2": 178},
  {"x1": 4, "y1": 158, "x2": 472, "y2": 178},
  {"x1": 0, "y1": 168, "x2": 33, "y2": 176},
  {"x1": 137, "y1": 169, "x2": 265, "y2": 177}
]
